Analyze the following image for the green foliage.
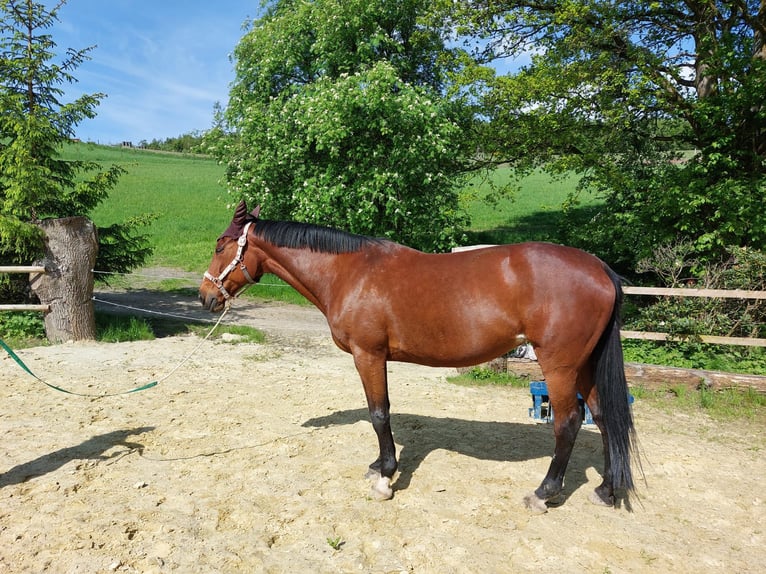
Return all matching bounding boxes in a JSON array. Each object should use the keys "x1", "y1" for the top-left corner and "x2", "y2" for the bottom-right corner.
[
  {"x1": 448, "y1": 367, "x2": 529, "y2": 388},
  {"x1": 227, "y1": 0, "x2": 454, "y2": 101},
  {"x1": 629, "y1": 243, "x2": 766, "y2": 340},
  {"x1": 0, "y1": 0, "x2": 151, "y2": 299},
  {"x1": 208, "y1": 0, "x2": 474, "y2": 252},
  {"x1": 326, "y1": 537, "x2": 344, "y2": 551},
  {"x1": 623, "y1": 341, "x2": 766, "y2": 377},
  {"x1": 95, "y1": 315, "x2": 155, "y2": 343},
  {"x1": 620, "y1": 242, "x2": 766, "y2": 376},
  {"x1": 218, "y1": 61, "x2": 470, "y2": 251},
  {"x1": 95, "y1": 215, "x2": 156, "y2": 284},
  {"x1": 441, "y1": 0, "x2": 766, "y2": 270},
  {"x1": 566, "y1": 159, "x2": 766, "y2": 269},
  {"x1": 140, "y1": 131, "x2": 206, "y2": 154},
  {"x1": 0, "y1": 311, "x2": 45, "y2": 343}
]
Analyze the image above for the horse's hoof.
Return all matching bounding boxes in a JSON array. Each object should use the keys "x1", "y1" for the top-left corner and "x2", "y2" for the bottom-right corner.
[
  {"x1": 369, "y1": 476, "x2": 393, "y2": 501},
  {"x1": 364, "y1": 468, "x2": 380, "y2": 480},
  {"x1": 589, "y1": 489, "x2": 615, "y2": 507},
  {"x1": 523, "y1": 492, "x2": 548, "y2": 514},
  {"x1": 545, "y1": 493, "x2": 566, "y2": 507}
]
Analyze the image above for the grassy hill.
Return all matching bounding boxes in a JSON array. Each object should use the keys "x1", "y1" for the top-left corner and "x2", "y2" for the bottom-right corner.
[
  {"x1": 67, "y1": 143, "x2": 600, "y2": 273},
  {"x1": 462, "y1": 167, "x2": 597, "y2": 246},
  {"x1": 65, "y1": 143, "x2": 231, "y2": 271}
]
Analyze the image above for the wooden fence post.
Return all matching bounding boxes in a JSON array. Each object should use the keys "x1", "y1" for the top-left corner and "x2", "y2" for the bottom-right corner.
[{"x1": 29, "y1": 217, "x2": 98, "y2": 342}]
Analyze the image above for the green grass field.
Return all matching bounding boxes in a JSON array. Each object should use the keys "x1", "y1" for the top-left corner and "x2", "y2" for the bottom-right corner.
[
  {"x1": 67, "y1": 143, "x2": 232, "y2": 271},
  {"x1": 462, "y1": 167, "x2": 594, "y2": 245},
  {"x1": 69, "y1": 143, "x2": 599, "y2": 272}
]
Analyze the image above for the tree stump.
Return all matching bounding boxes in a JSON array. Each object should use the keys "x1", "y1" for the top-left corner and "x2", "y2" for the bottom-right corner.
[{"x1": 29, "y1": 217, "x2": 98, "y2": 342}]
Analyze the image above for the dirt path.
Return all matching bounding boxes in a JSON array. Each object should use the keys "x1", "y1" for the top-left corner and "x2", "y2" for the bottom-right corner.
[{"x1": 1, "y1": 286, "x2": 765, "y2": 573}]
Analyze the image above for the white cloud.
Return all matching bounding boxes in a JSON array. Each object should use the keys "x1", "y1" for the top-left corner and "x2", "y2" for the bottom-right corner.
[{"x1": 50, "y1": 1, "x2": 255, "y2": 143}]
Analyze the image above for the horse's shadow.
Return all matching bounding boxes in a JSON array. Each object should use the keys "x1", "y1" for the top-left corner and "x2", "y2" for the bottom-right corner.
[
  {"x1": 0, "y1": 426, "x2": 154, "y2": 488},
  {"x1": 303, "y1": 409, "x2": 604, "y2": 503}
]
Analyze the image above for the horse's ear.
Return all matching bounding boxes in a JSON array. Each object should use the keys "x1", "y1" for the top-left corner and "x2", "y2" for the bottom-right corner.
[
  {"x1": 249, "y1": 205, "x2": 261, "y2": 219},
  {"x1": 233, "y1": 200, "x2": 248, "y2": 223},
  {"x1": 219, "y1": 200, "x2": 251, "y2": 240}
]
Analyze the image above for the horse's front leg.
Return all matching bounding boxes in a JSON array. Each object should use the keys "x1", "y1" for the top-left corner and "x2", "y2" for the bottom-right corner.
[{"x1": 353, "y1": 349, "x2": 397, "y2": 500}]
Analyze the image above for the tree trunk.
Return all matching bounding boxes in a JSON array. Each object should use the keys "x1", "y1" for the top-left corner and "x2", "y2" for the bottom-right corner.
[
  {"x1": 29, "y1": 217, "x2": 98, "y2": 342},
  {"x1": 754, "y1": 0, "x2": 766, "y2": 158}
]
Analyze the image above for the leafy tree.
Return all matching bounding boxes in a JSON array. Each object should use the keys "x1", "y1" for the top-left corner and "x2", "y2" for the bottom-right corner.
[
  {"x1": 440, "y1": 0, "x2": 766, "y2": 268},
  {"x1": 206, "y1": 0, "x2": 473, "y2": 251},
  {"x1": 629, "y1": 242, "x2": 766, "y2": 362},
  {"x1": 0, "y1": 0, "x2": 150, "y2": 281},
  {"x1": 143, "y1": 130, "x2": 206, "y2": 153}
]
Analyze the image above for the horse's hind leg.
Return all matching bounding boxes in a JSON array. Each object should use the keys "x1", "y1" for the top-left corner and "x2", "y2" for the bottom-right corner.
[
  {"x1": 352, "y1": 349, "x2": 397, "y2": 501},
  {"x1": 524, "y1": 370, "x2": 583, "y2": 514},
  {"x1": 580, "y1": 385, "x2": 615, "y2": 506}
]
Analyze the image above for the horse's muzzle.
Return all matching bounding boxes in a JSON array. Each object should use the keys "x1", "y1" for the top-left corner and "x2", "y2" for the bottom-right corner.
[{"x1": 199, "y1": 291, "x2": 225, "y2": 313}]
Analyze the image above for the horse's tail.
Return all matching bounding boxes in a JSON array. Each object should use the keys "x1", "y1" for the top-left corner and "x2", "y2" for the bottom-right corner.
[{"x1": 593, "y1": 266, "x2": 640, "y2": 496}]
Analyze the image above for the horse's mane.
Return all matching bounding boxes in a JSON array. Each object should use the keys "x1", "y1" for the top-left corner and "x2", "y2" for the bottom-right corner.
[{"x1": 253, "y1": 219, "x2": 387, "y2": 254}]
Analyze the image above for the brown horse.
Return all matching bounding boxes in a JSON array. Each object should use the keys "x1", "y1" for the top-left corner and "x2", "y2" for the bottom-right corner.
[{"x1": 199, "y1": 201, "x2": 639, "y2": 512}]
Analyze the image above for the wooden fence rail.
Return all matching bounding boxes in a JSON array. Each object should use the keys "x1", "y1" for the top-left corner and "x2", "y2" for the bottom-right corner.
[
  {"x1": 0, "y1": 266, "x2": 50, "y2": 312},
  {"x1": 622, "y1": 285, "x2": 766, "y2": 347},
  {"x1": 0, "y1": 266, "x2": 46, "y2": 274},
  {"x1": 623, "y1": 285, "x2": 766, "y2": 300}
]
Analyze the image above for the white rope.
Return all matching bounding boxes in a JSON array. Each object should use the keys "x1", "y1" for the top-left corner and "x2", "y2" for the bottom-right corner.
[
  {"x1": 91, "y1": 269, "x2": 291, "y2": 288},
  {"x1": 94, "y1": 286, "x2": 250, "y2": 386},
  {"x1": 132, "y1": 282, "x2": 254, "y2": 385},
  {"x1": 92, "y1": 296, "x2": 220, "y2": 324},
  {"x1": 154, "y1": 303, "x2": 232, "y2": 384}
]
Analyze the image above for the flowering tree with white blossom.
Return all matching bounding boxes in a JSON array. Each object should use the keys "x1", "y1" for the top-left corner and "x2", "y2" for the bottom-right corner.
[{"x1": 206, "y1": 0, "x2": 473, "y2": 251}]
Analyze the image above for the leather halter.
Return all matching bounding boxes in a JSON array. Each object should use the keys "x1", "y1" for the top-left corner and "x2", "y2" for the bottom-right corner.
[{"x1": 203, "y1": 221, "x2": 257, "y2": 301}]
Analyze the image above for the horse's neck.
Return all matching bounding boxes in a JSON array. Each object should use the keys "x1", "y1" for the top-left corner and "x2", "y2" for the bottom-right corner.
[{"x1": 259, "y1": 245, "x2": 339, "y2": 313}]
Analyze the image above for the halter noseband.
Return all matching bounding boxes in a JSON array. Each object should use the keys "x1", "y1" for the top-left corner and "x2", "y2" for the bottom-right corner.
[{"x1": 203, "y1": 221, "x2": 257, "y2": 301}]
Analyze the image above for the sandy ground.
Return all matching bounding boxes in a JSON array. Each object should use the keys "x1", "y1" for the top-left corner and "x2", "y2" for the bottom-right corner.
[{"x1": 1, "y1": 289, "x2": 765, "y2": 573}]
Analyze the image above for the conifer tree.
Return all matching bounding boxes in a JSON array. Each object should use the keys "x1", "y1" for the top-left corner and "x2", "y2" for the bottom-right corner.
[{"x1": 0, "y1": 0, "x2": 148, "y2": 272}]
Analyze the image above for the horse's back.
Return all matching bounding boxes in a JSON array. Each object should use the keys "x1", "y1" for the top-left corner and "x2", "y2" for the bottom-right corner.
[
  {"x1": 412, "y1": 242, "x2": 614, "y2": 306},
  {"x1": 328, "y1": 241, "x2": 617, "y2": 368}
]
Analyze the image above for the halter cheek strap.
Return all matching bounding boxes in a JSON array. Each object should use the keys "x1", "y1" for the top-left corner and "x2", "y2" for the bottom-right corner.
[{"x1": 204, "y1": 221, "x2": 257, "y2": 301}]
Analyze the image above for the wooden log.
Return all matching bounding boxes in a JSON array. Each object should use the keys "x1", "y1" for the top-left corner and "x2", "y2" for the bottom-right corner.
[
  {"x1": 0, "y1": 266, "x2": 46, "y2": 274},
  {"x1": 623, "y1": 363, "x2": 766, "y2": 394},
  {"x1": 500, "y1": 359, "x2": 766, "y2": 394},
  {"x1": 0, "y1": 304, "x2": 50, "y2": 312}
]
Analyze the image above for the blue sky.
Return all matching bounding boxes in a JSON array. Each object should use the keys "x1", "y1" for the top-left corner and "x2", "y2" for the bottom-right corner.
[
  {"x1": 49, "y1": 1, "x2": 525, "y2": 146},
  {"x1": 52, "y1": 1, "x2": 260, "y2": 145}
]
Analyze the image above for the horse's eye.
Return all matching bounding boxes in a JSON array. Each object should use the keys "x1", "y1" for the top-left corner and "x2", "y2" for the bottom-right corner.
[{"x1": 215, "y1": 246, "x2": 225, "y2": 254}]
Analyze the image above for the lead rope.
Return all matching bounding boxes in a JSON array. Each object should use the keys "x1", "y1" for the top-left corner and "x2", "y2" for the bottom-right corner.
[
  {"x1": 150, "y1": 300, "x2": 233, "y2": 386},
  {"x1": 1, "y1": 300, "x2": 235, "y2": 398}
]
